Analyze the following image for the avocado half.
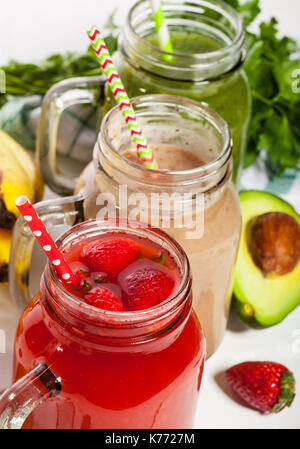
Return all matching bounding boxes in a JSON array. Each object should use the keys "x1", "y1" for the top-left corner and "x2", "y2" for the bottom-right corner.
[{"x1": 233, "y1": 190, "x2": 300, "y2": 327}]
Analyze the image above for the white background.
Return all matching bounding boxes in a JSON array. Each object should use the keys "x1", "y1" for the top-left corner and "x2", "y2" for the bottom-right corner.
[
  {"x1": 0, "y1": 0, "x2": 300, "y2": 430},
  {"x1": 0, "y1": 0, "x2": 300, "y2": 64}
]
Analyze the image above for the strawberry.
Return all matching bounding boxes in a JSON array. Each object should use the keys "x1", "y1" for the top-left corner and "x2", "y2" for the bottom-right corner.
[
  {"x1": 122, "y1": 266, "x2": 175, "y2": 311},
  {"x1": 75, "y1": 268, "x2": 90, "y2": 281},
  {"x1": 225, "y1": 361, "x2": 296, "y2": 413},
  {"x1": 84, "y1": 287, "x2": 125, "y2": 312},
  {"x1": 80, "y1": 237, "x2": 140, "y2": 277}
]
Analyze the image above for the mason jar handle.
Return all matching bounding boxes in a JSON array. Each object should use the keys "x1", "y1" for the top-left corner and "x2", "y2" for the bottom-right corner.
[
  {"x1": 37, "y1": 75, "x2": 106, "y2": 196},
  {"x1": 0, "y1": 363, "x2": 61, "y2": 429},
  {"x1": 9, "y1": 193, "x2": 86, "y2": 311}
]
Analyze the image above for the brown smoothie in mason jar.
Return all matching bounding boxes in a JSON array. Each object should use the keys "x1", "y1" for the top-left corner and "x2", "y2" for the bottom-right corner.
[
  {"x1": 74, "y1": 95, "x2": 241, "y2": 357},
  {"x1": 77, "y1": 142, "x2": 241, "y2": 357},
  {"x1": 123, "y1": 144, "x2": 240, "y2": 356}
]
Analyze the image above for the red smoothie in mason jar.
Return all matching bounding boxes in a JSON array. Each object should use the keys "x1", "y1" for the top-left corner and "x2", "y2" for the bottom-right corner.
[{"x1": 11, "y1": 220, "x2": 205, "y2": 429}]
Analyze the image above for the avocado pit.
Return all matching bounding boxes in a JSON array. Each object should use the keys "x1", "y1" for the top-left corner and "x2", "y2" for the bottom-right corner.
[{"x1": 248, "y1": 212, "x2": 300, "y2": 276}]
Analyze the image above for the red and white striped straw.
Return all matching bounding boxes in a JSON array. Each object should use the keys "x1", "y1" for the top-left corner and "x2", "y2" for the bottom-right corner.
[
  {"x1": 15, "y1": 195, "x2": 77, "y2": 284},
  {"x1": 87, "y1": 25, "x2": 158, "y2": 170}
]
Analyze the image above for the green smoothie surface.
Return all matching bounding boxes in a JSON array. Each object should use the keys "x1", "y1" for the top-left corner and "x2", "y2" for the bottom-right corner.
[
  {"x1": 147, "y1": 31, "x2": 222, "y2": 54},
  {"x1": 111, "y1": 31, "x2": 251, "y2": 184}
]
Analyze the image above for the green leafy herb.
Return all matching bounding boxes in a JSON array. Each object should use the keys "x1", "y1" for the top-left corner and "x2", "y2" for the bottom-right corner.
[
  {"x1": 1, "y1": 1, "x2": 300, "y2": 173},
  {"x1": 0, "y1": 13, "x2": 119, "y2": 107},
  {"x1": 0, "y1": 52, "x2": 102, "y2": 108},
  {"x1": 223, "y1": 0, "x2": 300, "y2": 173}
]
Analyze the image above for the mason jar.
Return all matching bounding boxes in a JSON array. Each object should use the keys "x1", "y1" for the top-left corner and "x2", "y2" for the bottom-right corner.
[
  {"x1": 1, "y1": 219, "x2": 205, "y2": 429},
  {"x1": 36, "y1": 0, "x2": 251, "y2": 195},
  {"x1": 10, "y1": 95, "x2": 241, "y2": 357},
  {"x1": 112, "y1": 0, "x2": 251, "y2": 184}
]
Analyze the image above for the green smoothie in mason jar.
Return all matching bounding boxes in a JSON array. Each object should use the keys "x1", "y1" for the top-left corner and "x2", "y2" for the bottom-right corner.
[{"x1": 110, "y1": 0, "x2": 251, "y2": 184}]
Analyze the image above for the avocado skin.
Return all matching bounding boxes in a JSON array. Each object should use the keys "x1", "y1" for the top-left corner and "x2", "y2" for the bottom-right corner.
[
  {"x1": 232, "y1": 296, "x2": 266, "y2": 329},
  {"x1": 233, "y1": 190, "x2": 300, "y2": 328}
]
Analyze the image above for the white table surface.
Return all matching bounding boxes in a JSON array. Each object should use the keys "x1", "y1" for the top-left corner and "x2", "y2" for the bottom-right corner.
[{"x1": 0, "y1": 0, "x2": 300, "y2": 430}]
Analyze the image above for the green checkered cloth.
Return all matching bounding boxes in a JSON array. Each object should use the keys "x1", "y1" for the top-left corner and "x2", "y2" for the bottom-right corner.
[
  {"x1": 0, "y1": 95, "x2": 299, "y2": 212},
  {"x1": 0, "y1": 95, "x2": 97, "y2": 164}
]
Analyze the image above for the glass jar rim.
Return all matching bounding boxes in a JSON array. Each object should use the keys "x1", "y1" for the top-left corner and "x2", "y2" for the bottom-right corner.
[
  {"x1": 44, "y1": 218, "x2": 191, "y2": 327},
  {"x1": 126, "y1": 0, "x2": 245, "y2": 62},
  {"x1": 121, "y1": 0, "x2": 246, "y2": 81},
  {"x1": 98, "y1": 94, "x2": 232, "y2": 186}
]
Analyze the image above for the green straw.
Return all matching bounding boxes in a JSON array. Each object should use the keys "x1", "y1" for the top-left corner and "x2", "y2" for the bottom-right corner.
[
  {"x1": 87, "y1": 26, "x2": 158, "y2": 169},
  {"x1": 150, "y1": 0, "x2": 173, "y2": 53}
]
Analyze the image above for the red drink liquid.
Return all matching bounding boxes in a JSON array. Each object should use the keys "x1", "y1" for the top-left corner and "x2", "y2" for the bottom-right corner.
[
  {"x1": 64, "y1": 231, "x2": 181, "y2": 312},
  {"x1": 12, "y1": 220, "x2": 205, "y2": 429}
]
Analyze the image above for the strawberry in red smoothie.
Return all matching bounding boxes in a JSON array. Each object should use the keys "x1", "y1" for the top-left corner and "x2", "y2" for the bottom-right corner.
[{"x1": 63, "y1": 233, "x2": 179, "y2": 312}]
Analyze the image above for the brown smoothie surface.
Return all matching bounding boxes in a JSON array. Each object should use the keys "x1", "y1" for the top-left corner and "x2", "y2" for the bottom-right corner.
[{"x1": 122, "y1": 144, "x2": 206, "y2": 171}]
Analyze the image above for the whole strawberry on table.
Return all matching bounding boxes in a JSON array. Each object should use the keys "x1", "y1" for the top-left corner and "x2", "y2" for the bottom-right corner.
[{"x1": 225, "y1": 361, "x2": 296, "y2": 414}]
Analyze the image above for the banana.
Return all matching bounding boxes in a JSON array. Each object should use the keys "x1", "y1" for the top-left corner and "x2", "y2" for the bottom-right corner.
[
  {"x1": 0, "y1": 130, "x2": 44, "y2": 283},
  {"x1": 0, "y1": 229, "x2": 12, "y2": 283},
  {"x1": 0, "y1": 130, "x2": 44, "y2": 203}
]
